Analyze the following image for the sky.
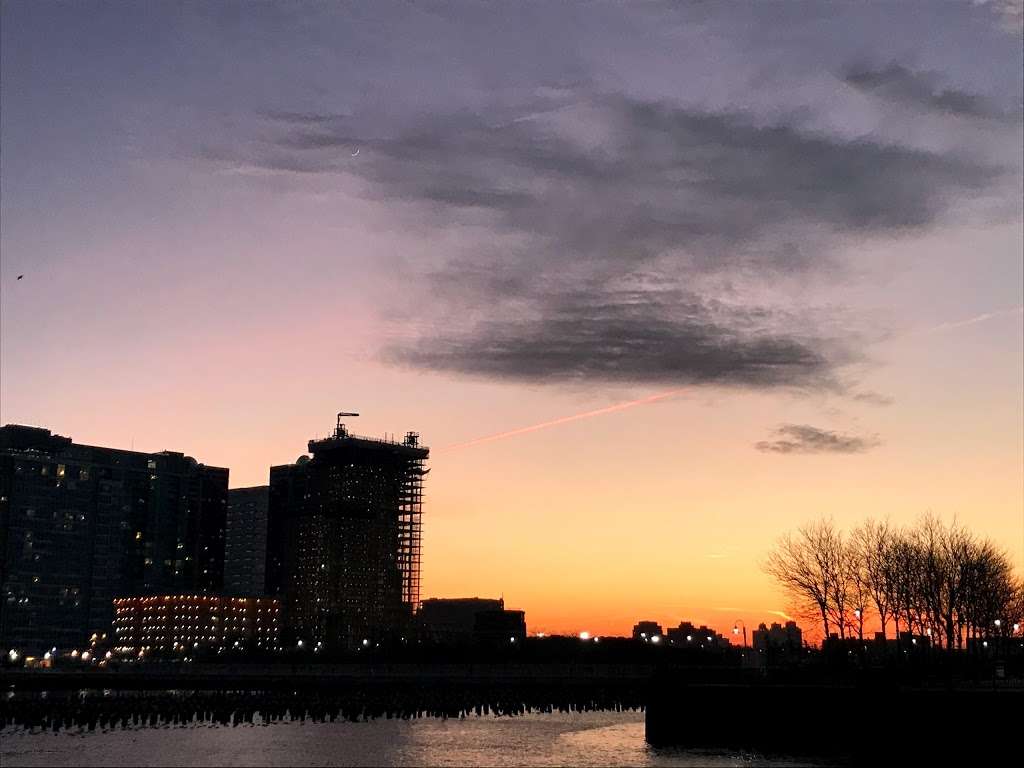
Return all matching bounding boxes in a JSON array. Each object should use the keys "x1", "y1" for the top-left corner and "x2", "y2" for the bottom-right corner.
[{"x1": 2, "y1": 1, "x2": 1022, "y2": 639}]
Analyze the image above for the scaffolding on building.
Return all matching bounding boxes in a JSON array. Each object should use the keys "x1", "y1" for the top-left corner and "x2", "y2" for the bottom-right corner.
[{"x1": 398, "y1": 431, "x2": 427, "y2": 609}]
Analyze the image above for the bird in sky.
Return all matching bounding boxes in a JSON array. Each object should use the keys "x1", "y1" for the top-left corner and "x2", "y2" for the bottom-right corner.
[{"x1": 17, "y1": 275, "x2": 23, "y2": 280}]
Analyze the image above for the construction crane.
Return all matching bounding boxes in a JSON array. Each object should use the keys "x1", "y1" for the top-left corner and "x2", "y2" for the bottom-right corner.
[{"x1": 335, "y1": 411, "x2": 359, "y2": 438}]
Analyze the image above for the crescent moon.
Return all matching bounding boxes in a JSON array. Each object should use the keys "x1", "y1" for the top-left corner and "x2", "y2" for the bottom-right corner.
[{"x1": 351, "y1": 148, "x2": 360, "y2": 157}]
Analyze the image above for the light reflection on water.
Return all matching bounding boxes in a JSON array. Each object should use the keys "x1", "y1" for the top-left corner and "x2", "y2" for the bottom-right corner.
[{"x1": 1, "y1": 711, "x2": 832, "y2": 767}]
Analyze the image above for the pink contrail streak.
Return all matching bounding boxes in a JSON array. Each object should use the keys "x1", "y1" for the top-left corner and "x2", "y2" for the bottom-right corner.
[{"x1": 436, "y1": 389, "x2": 687, "y2": 454}]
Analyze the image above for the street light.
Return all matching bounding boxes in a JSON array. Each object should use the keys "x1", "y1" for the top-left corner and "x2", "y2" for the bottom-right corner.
[{"x1": 732, "y1": 619, "x2": 747, "y2": 648}]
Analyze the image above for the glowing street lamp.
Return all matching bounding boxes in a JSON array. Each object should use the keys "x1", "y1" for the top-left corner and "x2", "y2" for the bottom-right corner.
[{"x1": 732, "y1": 619, "x2": 748, "y2": 648}]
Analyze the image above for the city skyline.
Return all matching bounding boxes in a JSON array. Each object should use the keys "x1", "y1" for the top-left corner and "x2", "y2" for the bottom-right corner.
[{"x1": 2, "y1": 2, "x2": 1022, "y2": 640}]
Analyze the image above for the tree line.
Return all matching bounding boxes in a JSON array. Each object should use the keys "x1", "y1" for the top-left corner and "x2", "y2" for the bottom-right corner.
[{"x1": 763, "y1": 515, "x2": 1023, "y2": 649}]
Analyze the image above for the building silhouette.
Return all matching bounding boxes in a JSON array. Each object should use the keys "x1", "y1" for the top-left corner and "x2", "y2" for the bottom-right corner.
[
  {"x1": 632, "y1": 620, "x2": 664, "y2": 641},
  {"x1": 473, "y1": 608, "x2": 527, "y2": 647},
  {"x1": 419, "y1": 597, "x2": 504, "y2": 644},
  {"x1": 0, "y1": 425, "x2": 228, "y2": 653},
  {"x1": 266, "y1": 415, "x2": 428, "y2": 649},
  {"x1": 666, "y1": 621, "x2": 730, "y2": 649},
  {"x1": 752, "y1": 621, "x2": 803, "y2": 655},
  {"x1": 224, "y1": 486, "x2": 269, "y2": 597}
]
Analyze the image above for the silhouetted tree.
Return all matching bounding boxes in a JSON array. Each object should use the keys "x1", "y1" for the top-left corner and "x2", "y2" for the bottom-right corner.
[
  {"x1": 766, "y1": 515, "x2": 1019, "y2": 650},
  {"x1": 763, "y1": 520, "x2": 842, "y2": 639},
  {"x1": 851, "y1": 519, "x2": 894, "y2": 639}
]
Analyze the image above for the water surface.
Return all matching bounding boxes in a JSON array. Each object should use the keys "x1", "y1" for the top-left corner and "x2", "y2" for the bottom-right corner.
[{"x1": 2, "y1": 711, "x2": 834, "y2": 767}]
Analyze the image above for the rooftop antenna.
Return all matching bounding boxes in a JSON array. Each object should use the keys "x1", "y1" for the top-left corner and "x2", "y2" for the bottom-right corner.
[{"x1": 335, "y1": 411, "x2": 359, "y2": 438}]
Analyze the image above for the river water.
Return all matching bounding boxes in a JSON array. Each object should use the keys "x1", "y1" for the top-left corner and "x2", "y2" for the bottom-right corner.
[{"x1": 1, "y1": 711, "x2": 833, "y2": 767}]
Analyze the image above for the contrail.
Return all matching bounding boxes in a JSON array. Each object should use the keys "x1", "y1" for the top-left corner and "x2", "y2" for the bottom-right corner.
[
  {"x1": 436, "y1": 388, "x2": 687, "y2": 453},
  {"x1": 922, "y1": 305, "x2": 1023, "y2": 334}
]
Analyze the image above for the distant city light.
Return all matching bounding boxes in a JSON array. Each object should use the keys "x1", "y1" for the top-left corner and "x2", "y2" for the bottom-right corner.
[
  {"x1": 686, "y1": 635, "x2": 693, "y2": 642},
  {"x1": 536, "y1": 632, "x2": 546, "y2": 638},
  {"x1": 7, "y1": 649, "x2": 18, "y2": 662},
  {"x1": 509, "y1": 637, "x2": 516, "y2": 643},
  {"x1": 650, "y1": 635, "x2": 661, "y2": 644},
  {"x1": 579, "y1": 631, "x2": 590, "y2": 640},
  {"x1": 81, "y1": 651, "x2": 91, "y2": 661},
  {"x1": 994, "y1": 619, "x2": 1001, "y2": 628},
  {"x1": 362, "y1": 638, "x2": 370, "y2": 647},
  {"x1": 296, "y1": 640, "x2": 304, "y2": 648}
]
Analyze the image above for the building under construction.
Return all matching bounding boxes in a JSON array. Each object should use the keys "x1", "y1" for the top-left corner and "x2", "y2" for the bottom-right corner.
[{"x1": 266, "y1": 414, "x2": 428, "y2": 649}]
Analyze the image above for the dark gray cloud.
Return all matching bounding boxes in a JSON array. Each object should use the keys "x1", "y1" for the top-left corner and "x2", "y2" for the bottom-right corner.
[
  {"x1": 845, "y1": 64, "x2": 1012, "y2": 119},
  {"x1": 755, "y1": 424, "x2": 882, "y2": 454},
  {"x1": 385, "y1": 286, "x2": 849, "y2": 389},
  {"x1": 203, "y1": 88, "x2": 1007, "y2": 388}
]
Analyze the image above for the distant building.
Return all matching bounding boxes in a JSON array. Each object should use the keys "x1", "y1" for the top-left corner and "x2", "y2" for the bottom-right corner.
[
  {"x1": 666, "y1": 621, "x2": 729, "y2": 649},
  {"x1": 419, "y1": 597, "x2": 505, "y2": 644},
  {"x1": 225, "y1": 486, "x2": 269, "y2": 596},
  {"x1": 474, "y1": 608, "x2": 527, "y2": 646},
  {"x1": 632, "y1": 620, "x2": 664, "y2": 641},
  {"x1": 752, "y1": 621, "x2": 803, "y2": 654},
  {"x1": 266, "y1": 415, "x2": 428, "y2": 648},
  {"x1": 0, "y1": 425, "x2": 228, "y2": 654},
  {"x1": 112, "y1": 594, "x2": 279, "y2": 654}
]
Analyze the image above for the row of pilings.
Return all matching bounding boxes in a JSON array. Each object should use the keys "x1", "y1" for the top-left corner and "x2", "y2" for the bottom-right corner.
[{"x1": 0, "y1": 684, "x2": 647, "y2": 734}]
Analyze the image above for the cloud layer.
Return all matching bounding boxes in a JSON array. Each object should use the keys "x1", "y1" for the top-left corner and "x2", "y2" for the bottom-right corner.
[
  {"x1": 200, "y1": 87, "x2": 1013, "y2": 391},
  {"x1": 755, "y1": 424, "x2": 882, "y2": 454}
]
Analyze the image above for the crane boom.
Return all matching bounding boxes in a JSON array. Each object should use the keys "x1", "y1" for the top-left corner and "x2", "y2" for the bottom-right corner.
[{"x1": 335, "y1": 411, "x2": 360, "y2": 437}]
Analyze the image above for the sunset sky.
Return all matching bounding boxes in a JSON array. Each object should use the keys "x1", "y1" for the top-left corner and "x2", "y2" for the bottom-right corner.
[{"x1": 2, "y1": 1, "x2": 1021, "y2": 638}]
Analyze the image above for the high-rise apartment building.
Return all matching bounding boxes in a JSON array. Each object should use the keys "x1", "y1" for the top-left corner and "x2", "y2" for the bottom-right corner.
[
  {"x1": 225, "y1": 486, "x2": 269, "y2": 596},
  {"x1": 266, "y1": 415, "x2": 427, "y2": 648},
  {"x1": 0, "y1": 424, "x2": 228, "y2": 652}
]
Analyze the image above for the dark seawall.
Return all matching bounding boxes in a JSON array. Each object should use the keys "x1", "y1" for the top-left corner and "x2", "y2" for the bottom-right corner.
[{"x1": 646, "y1": 680, "x2": 1022, "y2": 762}]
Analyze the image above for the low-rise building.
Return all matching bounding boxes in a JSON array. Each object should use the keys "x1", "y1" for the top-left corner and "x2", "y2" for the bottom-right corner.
[
  {"x1": 752, "y1": 621, "x2": 803, "y2": 653},
  {"x1": 418, "y1": 597, "x2": 505, "y2": 644},
  {"x1": 666, "y1": 621, "x2": 730, "y2": 649},
  {"x1": 112, "y1": 594, "x2": 280, "y2": 654},
  {"x1": 474, "y1": 608, "x2": 526, "y2": 646},
  {"x1": 632, "y1": 620, "x2": 664, "y2": 642}
]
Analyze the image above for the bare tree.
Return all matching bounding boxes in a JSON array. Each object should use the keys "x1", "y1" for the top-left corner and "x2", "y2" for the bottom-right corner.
[
  {"x1": 844, "y1": 541, "x2": 872, "y2": 641},
  {"x1": 763, "y1": 524, "x2": 831, "y2": 639},
  {"x1": 767, "y1": 515, "x2": 1020, "y2": 652},
  {"x1": 851, "y1": 519, "x2": 892, "y2": 638}
]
